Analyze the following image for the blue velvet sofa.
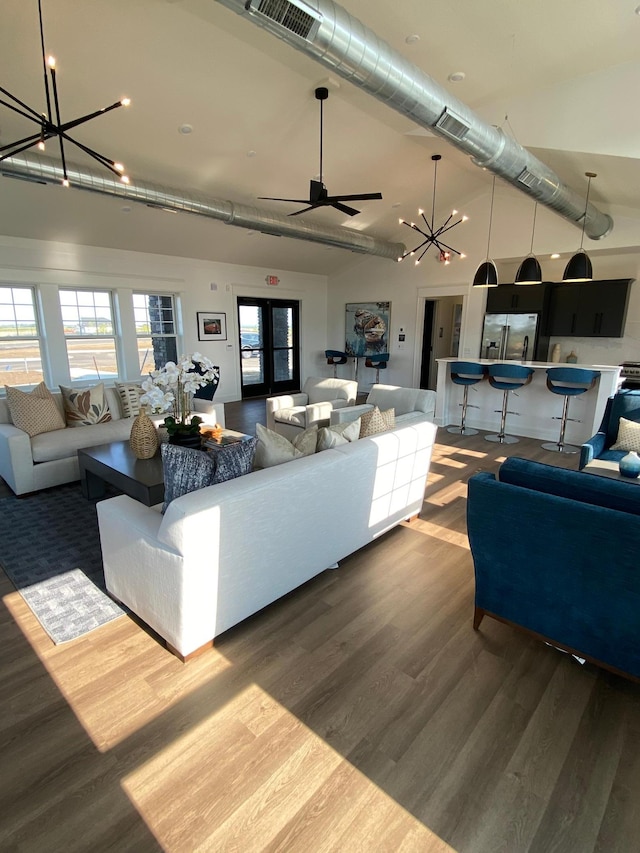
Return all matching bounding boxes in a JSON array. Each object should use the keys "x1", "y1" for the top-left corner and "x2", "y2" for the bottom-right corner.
[
  {"x1": 579, "y1": 388, "x2": 640, "y2": 470},
  {"x1": 467, "y1": 456, "x2": 640, "y2": 680}
]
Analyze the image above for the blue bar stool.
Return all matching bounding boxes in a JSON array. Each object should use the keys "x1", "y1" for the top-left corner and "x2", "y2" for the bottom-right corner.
[
  {"x1": 364, "y1": 352, "x2": 389, "y2": 384},
  {"x1": 485, "y1": 363, "x2": 534, "y2": 444},
  {"x1": 447, "y1": 361, "x2": 486, "y2": 436},
  {"x1": 542, "y1": 366, "x2": 601, "y2": 453},
  {"x1": 325, "y1": 349, "x2": 348, "y2": 378}
]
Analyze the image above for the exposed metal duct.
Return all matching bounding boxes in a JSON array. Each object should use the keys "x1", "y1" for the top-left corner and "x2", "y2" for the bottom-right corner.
[
  {"x1": 215, "y1": 0, "x2": 613, "y2": 240},
  {"x1": 0, "y1": 153, "x2": 405, "y2": 261}
]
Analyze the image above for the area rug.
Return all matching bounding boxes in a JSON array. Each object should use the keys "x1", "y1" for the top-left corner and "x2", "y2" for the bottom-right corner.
[{"x1": 0, "y1": 483, "x2": 125, "y2": 643}]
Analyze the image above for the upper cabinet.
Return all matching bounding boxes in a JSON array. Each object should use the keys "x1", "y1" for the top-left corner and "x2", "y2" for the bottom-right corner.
[
  {"x1": 546, "y1": 279, "x2": 633, "y2": 338},
  {"x1": 485, "y1": 283, "x2": 550, "y2": 314}
]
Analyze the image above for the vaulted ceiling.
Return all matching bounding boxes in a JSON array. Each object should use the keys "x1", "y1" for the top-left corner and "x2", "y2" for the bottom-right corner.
[{"x1": 1, "y1": 0, "x2": 639, "y2": 274}]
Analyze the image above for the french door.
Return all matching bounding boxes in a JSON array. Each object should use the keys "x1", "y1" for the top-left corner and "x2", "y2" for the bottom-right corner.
[{"x1": 237, "y1": 297, "x2": 300, "y2": 398}]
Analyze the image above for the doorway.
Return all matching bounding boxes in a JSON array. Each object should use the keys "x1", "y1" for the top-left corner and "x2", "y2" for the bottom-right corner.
[
  {"x1": 419, "y1": 296, "x2": 463, "y2": 390},
  {"x1": 237, "y1": 297, "x2": 300, "y2": 399}
]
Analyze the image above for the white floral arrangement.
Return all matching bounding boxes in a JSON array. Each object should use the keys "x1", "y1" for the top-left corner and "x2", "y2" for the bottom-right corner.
[{"x1": 140, "y1": 353, "x2": 219, "y2": 436}]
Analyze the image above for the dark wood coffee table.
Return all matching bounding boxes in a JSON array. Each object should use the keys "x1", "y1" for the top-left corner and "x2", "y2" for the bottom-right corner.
[{"x1": 78, "y1": 441, "x2": 164, "y2": 506}]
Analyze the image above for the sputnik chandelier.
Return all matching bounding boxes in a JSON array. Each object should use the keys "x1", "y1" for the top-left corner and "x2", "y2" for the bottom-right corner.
[
  {"x1": 0, "y1": 0, "x2": 130, "y2": 187},
  {"x1": 399, "y1": 154, "x2": 468, "y2": 265}
]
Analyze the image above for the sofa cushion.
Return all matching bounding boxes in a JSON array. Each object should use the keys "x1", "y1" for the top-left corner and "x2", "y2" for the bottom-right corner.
[
  {"x1": 498, "y1": 457, "x2": 640, "y2": 517},
  {"x1": 316, "y1": 418, "x2": 361, "y2": 451},
  {"x1": 611, "y1": 417, "x2": 640, "y2": 452},
  {"x1": 254, "y1": 423, "x2": 318, "y2": 468},
  {"x1": 59, "y1": 383, "x2": 112, "y2": 427},
  {"x1": 31, "y1": 417, "x2": 134, "y2": 463},
  {"x1": 273, "y1": 405, "x2": 307, "y2": 427},
  {"x1": 4, "y1": 382, "x2": 66, "y2": 437},
  {"x1": 360, "y1": 406, "x2": 395, "y2": 437},
  {"x1": 115, "y1": 382, "x2": 143, "y2": 418}
]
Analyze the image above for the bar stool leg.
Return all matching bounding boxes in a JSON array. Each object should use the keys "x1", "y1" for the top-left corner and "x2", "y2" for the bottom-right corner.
[
  {"x1": 485, "y1": 389, "x2": 520, "y2": 444},
  {"x1": 542, "y1": 395, "x2": 579, "y2": 453},
  {"x1": 447, "y1": 385, "x2": 478, "y2": 436}
]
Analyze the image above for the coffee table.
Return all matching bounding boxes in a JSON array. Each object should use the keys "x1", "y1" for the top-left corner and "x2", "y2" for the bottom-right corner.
[{"x1": 78, "y1": 440, "x2": 165, "y2": 506}]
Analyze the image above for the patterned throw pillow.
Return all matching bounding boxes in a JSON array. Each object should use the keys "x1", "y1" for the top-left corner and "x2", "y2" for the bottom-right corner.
[
  {"x1": 316, "y1": 417, "x2": 361, "y2": 451},
  {"x1": 59, "y1": 383, "x2": 112, "y2": 427},
  {"x1": 161, "y1": 438, "x2": 258, "y2": 512},
  {"x1": 115, "y1": 382, "x2": 143, "y2": 418},
  {"x1": 4, "y1": 382, "x2": 66, "y2": 437},
  {"x1": 254, "y1": 423, "x2": 318, "y2": 468},
  {"x1": 611, "y1": 417, "x2": 640, "y2": 452},
  {"x1": 359, "y1": 406, "x2": 395, "y2": 438}
]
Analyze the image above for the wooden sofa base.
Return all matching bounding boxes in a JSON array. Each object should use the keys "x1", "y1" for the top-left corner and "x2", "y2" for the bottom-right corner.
[
  {"x1": 473, "y1": 606, "x2": 640, "y2": 684},
  {"x1": 165, "y1": 640, "x2": 214, "y2": 663}
]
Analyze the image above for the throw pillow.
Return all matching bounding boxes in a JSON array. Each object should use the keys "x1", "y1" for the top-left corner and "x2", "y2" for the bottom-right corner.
[
  {"x1": 210, "y1": 437, "x2": 258, "y2": 482},
  {"x1": 161, "y1": 444, "x2": 218, "y2": 512},
  {"x1": 254, "y1": 422, "x2": 318, "y2": 468},
  {"x1": 611, "y1": 416, "x2": 640, "y2": 452},
  {"x1": 4, "y1": 382, "x2": 66, "y2": 437},
  {"x1": 115, "y1": 382, "x2": 143, "y2": 418},
  {"x1": 59, "y1": 383, "x2": 112, "y2": 427},
  {"x1": 316, "y1": 417, "x2": 361, "y2": 451},
  {"x1": 359, "y1": 406, "x2": 395, "y2": 438}
]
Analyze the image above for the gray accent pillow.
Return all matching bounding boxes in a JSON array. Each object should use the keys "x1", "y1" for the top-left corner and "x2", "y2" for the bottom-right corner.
[
  {"x1": 316, "y1": 417, "x2": 361, "y2": 451},
  {"x1": 161, "y1": 438, "x2": 257, "y2": 512}
]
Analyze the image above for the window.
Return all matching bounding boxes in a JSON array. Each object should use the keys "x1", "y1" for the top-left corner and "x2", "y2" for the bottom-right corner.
[
  {"x1": 59, "y1": 289, "x2": 119, "y2": 382},
  {"x1": 133, "y1": 292, "x2": 178, "y2": 374},
  {"x1": 0, "y1": 286, "x2": 44, "y2": 387}
]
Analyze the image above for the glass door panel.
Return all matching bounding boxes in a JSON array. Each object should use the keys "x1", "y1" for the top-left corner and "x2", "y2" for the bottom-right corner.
[{"x1": 238, "y1": 297, "x2": 299, "y2": 398}]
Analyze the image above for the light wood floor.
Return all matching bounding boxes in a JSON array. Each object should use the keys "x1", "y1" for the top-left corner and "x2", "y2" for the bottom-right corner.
[{"x1": 2, "y1": 413, "x2": 640, "y2": 852}]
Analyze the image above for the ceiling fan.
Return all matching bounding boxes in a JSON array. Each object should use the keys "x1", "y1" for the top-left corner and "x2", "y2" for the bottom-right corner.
[{"x1": 258, "y1": 86, "x2": 383, "y2": 217}]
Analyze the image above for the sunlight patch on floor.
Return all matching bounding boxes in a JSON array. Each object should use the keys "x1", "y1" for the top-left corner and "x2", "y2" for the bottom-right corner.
[
  {"x1": 410, "y1": 519, "x2": 470, "y2": 550},
  {"x1": 121, "y1": 683, "x2": 459, "y2": 852}
]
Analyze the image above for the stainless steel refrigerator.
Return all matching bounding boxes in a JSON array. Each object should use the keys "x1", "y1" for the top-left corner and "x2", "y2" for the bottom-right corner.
[{"x1": 480, "y1": 313, "x2": 539, "y2": 361}]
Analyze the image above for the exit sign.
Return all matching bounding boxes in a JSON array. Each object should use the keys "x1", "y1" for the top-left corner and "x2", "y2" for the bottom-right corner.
[{"x1": 266, "y1": 275, "x2": 279, "y2": 286}]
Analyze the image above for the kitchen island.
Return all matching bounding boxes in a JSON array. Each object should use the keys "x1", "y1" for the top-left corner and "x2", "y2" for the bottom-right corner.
[{"x1": 436, "y1": 359, "x2": 622, "y2": 444}]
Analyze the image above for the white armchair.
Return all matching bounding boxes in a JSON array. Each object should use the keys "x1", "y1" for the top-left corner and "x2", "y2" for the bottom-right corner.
[
  {"x1": 266, "y1": 376, "x2": 358, "y2": 440},
  {"x1": 330, "y1": 383, "x2": 436, "y2": 428}
]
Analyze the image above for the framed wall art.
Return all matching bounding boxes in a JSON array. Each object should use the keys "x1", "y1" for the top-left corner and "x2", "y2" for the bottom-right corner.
[
  {"x1": 345, "y1": 301, "x2": 391, "y2": 357},
  {"x1": 197, "y1": 311, "x2": 227, "y2": 342}
]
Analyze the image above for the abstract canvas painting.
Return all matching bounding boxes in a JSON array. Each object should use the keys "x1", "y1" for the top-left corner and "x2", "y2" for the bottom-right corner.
[{"x1": 345, "y1": 302, "x2": 391, "y2": 357}]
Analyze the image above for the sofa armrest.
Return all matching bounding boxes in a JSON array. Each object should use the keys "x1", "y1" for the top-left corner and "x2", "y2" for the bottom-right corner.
[
  {"x1": 0, "y1": 423, "x2": 36, "y2": 495},
  {"x1": 266, "y1": 393, "x2": 307, "y2": 431},
  {"x1": 579, "y1": 432, "x2": 607, "y2": 470},
  {"x1": 305, "y1": 401, "x2": 334, "y2": 427},
  {"x1": 192, "y1": 398, "x2": 226, "y2": 428},
  {"x1": 330, "y1": 403, "x2": 373, "y2": 425}
]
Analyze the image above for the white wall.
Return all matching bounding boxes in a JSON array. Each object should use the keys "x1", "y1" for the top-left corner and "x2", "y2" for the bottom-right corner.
[{"x1": 0, "y1": 236, "x2": 329, "y2": 402}]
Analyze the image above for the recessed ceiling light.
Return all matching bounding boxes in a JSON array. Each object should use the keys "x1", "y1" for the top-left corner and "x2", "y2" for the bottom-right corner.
[
  {"x1": 247, "y1": 150, "x2": 257, "y2": 157},
  {"x1": 178, "y1": 124, "x2": 193, "y2": 135},
  {"x1": 448, "y1": 71, "x2": 466, "y2": 83},
  {"x1": 391, "y1": 202, "x2": 401, "y2": 209},
  {"x1": 550, "y1": 253, "x2": 560, "y2": 259},
  {"x1": 405, "y1": 34, "x2": 420, "y2": 44},
  {"x1": 635, "y1": 4, "x2": 640, "y2": 14},
  {"x1": 246, "y1": 230, "x2": 256, "y2": 236},
  {"x1": 121, "y1": 205, "x2": 131, "y2": 213}
]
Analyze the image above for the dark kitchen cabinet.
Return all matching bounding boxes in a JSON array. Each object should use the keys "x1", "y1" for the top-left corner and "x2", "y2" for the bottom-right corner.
[
  {"x1": 546, "y1": 279, "x2": 632, "y2": 337},
  {"x1": 486, "y1": 283, "x2": 549, "y2": 313}
]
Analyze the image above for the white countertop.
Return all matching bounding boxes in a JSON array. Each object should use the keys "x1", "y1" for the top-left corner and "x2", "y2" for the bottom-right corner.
[{"x1": 436, "y1": 358, "x2": 621, "y2": 372}]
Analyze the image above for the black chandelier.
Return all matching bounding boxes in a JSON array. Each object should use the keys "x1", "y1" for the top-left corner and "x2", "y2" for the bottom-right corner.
[
  {"x1": 0, "y1": 0, "x2": 130, "y2": 187},
  {"x1": 399, "y1": 154, "x2": 467, "y2": 265}
]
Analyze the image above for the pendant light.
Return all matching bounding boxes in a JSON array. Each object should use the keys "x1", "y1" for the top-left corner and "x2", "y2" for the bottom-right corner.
[
  {"x1": 473, "y1": 176, "x2": 498, "y2": 287},
  {"x1": 515, "y1": 202, "x2": 542, "y2": 285},
  {"x1": 563, "y1": 172, "x2": 596, "y2": 283}
]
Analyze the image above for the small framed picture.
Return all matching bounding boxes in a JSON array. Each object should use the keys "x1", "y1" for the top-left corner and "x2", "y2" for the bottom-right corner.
[{"x1": 197, "y1": 311, "x2": 227, "y2": 341}]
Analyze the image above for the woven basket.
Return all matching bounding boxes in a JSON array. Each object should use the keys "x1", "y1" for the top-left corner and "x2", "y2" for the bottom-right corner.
[{"x1": 129, "y1": 409, "x2": 159, "y2": 459}]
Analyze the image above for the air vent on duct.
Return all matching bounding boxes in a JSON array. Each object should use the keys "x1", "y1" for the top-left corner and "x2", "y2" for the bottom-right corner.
[
  {"x1": 248, "y1": 0, "x2": 322, "y2": 40},
  {"x1": 517, "y1": 168, "x2": 544, "y2": 192},
  {"x1": 434, "y1": 107, "x2": 471, "y2": 141}
]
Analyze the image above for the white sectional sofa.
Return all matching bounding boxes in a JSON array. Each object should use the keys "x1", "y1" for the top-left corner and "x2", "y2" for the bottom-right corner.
[
  {"x1": 0, "y1": 386, "x2": 225, "y2": 496},
  {"x1": 97, "y1": 417, "x2": 437, "y2": 660},
  {"x1": 330, "y1": 384, "x2": 437, "y2": 427}
]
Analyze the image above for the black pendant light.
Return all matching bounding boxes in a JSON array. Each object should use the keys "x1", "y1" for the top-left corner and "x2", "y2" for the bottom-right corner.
[
  {"x1": 563, "y1": 172, "x2": 596, "y2": 283},
  {"x1": 473, "y1": 176, "x2": 498, "y2": 287},
  {"x1": 515, "y1": 202, "x2": 542, "y2": 285}
]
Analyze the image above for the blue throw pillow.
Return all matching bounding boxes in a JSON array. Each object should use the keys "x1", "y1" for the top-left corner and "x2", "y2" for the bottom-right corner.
[
  {"x1": 161, "y1": 444, "x2": 217, "y2": 512},
  {"x1": 211, "y1": 437, "x2": 257, "y2": 482}
]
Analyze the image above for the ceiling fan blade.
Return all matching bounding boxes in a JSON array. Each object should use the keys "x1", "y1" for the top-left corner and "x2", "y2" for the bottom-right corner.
[
  {"x1": 258, "y1": 196, "x2": 310, "y2": 204},
  {"x1": 325, "y1": 192, "x2": 383, "y2": 202},
  {"x1": 288, "y1": 205, "x2": 318, "y2": 216},
  {"x1": 331, "y1": 201, "x2": 360, "y2": 217}
]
